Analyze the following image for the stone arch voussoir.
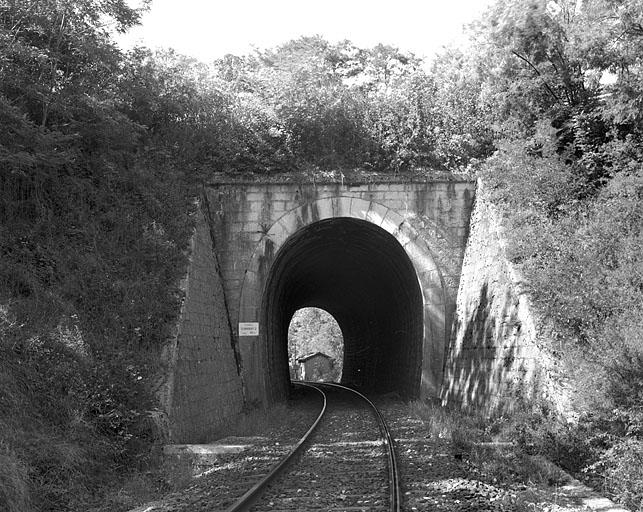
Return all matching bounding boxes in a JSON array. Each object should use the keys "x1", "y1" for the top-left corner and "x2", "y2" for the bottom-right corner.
[{"x1": 237, "y1": 195, "x2": 450, "y2": 401}]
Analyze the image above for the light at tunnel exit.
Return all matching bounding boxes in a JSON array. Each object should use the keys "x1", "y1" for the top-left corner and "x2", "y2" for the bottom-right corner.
[{"x1": 288, "y1": 307, "x2": 344, "y2": 383}]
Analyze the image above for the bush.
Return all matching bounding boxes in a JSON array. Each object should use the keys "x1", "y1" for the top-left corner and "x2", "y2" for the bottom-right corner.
[
  {"x1": 0, "y1": 335, "x2": 158, "y2": 511},
  {"x1": 482, "y1": 147, "x2": 643, "y2": 508},
  {"x1": 0, "y1": 450, "x2": 31, "y2": 512},
  {"x1": 593, "y1": 439, "x2": 643, "y2": 510}
]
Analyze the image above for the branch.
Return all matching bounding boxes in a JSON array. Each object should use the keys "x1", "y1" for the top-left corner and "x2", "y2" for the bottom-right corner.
[
  {"x1": 627, "y1": 23, "x2": 643, "y2": 36},
  {"x1": 512, "y1": 50, "x2": 562, "y2": 103},
  {"x1": 549, "y1": 50, "x2": 576, "y2": 105},
  {"x1": 42, "y1": 9, "x2": 67, "y2": 127}
]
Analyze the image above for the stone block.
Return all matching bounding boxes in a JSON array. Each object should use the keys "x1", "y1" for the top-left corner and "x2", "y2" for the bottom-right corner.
[
  {"x1": 423, "y1": 284, "x2": 446, "y2": 305},
  {"x1": 242, "y1": 191, "x2": 268, "y2": 202},
  {"x1": 266, "y1": 219, "x2": 293, "y2": 248},
  {"x1": 267, "y1": 191, "x2": 294, "y2": 202},
  {"x1": 365, "y1": 202, "x2": 389, "y2": 227},
  {"x1": 384, "y1": 199, "x2": 411, "y2": 214},
  {"x1": 384, "y1": 184, "x2": 406, "y2": 192},
  {"x1": 393, "y1": 222, "x2": 419, "y2": 247},
  {"x1": 333, "y1": 196, "x2": 353, "y2": 217},
  {"x1": 275, "y1": 208, "x2": 302, "y2": 234},
  {"x1": 380, "y1": 208, "x2": 404, "y2": 233},
  {"x1": 350, "y1": 197, "x2": 371, "y2": 219},
  {"x1": 183, "y1": 181, "x2": 488, "y2": 437},
  {"x1": 314, "y1": 196, "x2": 336, "y2": 220}
]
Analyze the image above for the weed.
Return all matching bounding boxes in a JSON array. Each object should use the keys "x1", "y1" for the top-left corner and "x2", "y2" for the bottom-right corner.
[
  {"x1": 409, "y1": 399, "x2": 485, "y2": 442},
  {"x1": 409, "y1": 400, "x2": 572, "y2": 490}
]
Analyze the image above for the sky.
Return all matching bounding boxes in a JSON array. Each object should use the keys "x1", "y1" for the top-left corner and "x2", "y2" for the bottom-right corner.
[{"x1": 118, "y1": 0, "x2": 494, "y2": 62}]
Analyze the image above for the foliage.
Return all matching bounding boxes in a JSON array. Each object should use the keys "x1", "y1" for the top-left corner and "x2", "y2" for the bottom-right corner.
[
  {"x1": 409, "y1": 400, "x2": 572, "y2": 495},
  {"x1": 430, "y1": 48, "x2": 495, "y2": 169},
  {"x1": 471, "y1": 0, "x2": 643, "y2": 508},
  {"x1": 0, "y1": 18, "x2": 493, "y2": 509},
  {"x1": 0, "y1": 1, "x2": 199, "y2": 510},
  {"x1": 0, "y1": 337, "x2": 158, "y2": 511},
  {"x1": 0, "y1": 451, "x2": 30, "y2": 512},
  {"x1": 119, "y1": 48, "x2": 295, "y2": 174},
  {"x1": 1, "y1": 0, "x2": 641, "y2": 508},
  {"x1": 212, "y1": 36, "x2": 494, "y2": 172},
  {"x1": 593, "y1": 439, "x2": 643, "y2": 510}
]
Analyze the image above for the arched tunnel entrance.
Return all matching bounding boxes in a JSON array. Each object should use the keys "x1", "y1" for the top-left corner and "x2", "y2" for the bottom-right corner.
[{"x1": 261, "y1": 217, "x2": 424, "y2": 402}]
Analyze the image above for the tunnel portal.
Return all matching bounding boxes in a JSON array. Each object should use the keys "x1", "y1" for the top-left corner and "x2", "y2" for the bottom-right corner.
[
  {"x1": 262, "y1": 218, "x2": 424, "y2": 402},
  {"x1": 157, "y1": 179, "x2": 553, "y2": 444},
  {"x1": 164, "y1": 181, "x2": 476, "y2": 442}
]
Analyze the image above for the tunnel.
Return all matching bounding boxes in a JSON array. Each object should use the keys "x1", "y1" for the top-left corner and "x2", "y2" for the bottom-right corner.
[{"x1": 260, "y1": 217, "x2": 424, "y2": 402}]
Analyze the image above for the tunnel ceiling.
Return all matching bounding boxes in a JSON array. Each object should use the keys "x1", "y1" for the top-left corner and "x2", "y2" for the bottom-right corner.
[{"x1": 261, "y1": 217, "x2": 424, "y2": 401}]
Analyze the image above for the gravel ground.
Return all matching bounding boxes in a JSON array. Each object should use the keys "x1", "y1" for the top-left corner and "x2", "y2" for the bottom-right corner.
[
  {"x1": 378, "y1": 399, "x2": 599, "y2": 512},
  {"x1": 129, "y1": 395, "x2": 614, "y2": 512},
  {"x1": 129, "y1": 391, "x2": 323, "y2": 511}
]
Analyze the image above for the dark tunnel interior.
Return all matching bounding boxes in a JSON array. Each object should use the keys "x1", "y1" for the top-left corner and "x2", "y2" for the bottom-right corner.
[{"x1": 261, "y1": 217, "x2": 424, "y2": 401}]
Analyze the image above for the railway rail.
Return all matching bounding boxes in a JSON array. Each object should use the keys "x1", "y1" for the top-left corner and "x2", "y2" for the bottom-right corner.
[{"x1": 226, "y1": 381, "x2": 400, "y2": 512}]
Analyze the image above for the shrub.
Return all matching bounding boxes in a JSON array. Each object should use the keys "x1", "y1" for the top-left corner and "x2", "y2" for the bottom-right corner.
[
  {"x1": 409, "y1": 399, "x2": 485, "y2": 442},
  {"x1": 593, "y1": 439, "x2": 643, "y2": 510},
  {"x1": 0, "y1": 334, "x2": 158, "y2": 511},
  {"x1": 0, "y1": 450, "x2": 31, "y2": 512}
]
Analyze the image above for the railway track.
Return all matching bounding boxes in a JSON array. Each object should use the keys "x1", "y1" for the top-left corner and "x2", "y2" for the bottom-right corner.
[{"x1": 226, "y1": 381, "x2": 400, "y2": 512}]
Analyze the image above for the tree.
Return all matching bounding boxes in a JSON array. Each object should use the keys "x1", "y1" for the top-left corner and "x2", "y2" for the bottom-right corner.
[
  {"x1": 430, "y1": 47, "x2": 495, "y2": 169},
  {"x1": 212, "y1": 37, "x2": 476, "y2": 172},
  {"x1": 0, "y1": 0, "x2": 146, "y2": 127}
]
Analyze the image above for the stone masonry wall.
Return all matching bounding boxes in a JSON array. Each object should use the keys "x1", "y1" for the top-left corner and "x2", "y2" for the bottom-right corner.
[
  {"x1": 166, "y1": 208, "x2": 244, "y2": 443},
  {"x1": 163, "y1": 177, "x2": 573, "y2": 439},
  {"x1": 441, "y1": 183, "x2": 570, "y2": 413},
  {"x1": 206, "y1": 181, "x2": 474, "y2": 343},
  {"x1": 206, "y1": 180, "x2": 476, "y2": 403}
]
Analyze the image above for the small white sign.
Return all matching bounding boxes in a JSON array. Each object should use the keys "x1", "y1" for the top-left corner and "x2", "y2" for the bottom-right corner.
[{"x1": 238, "y1": 322, "x2": 259, "y2": 336}]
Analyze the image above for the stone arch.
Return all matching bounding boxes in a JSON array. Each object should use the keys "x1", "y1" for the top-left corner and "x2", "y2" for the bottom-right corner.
[{"x1": 236, "y1": 196, "x2": 449, "y2": 405}]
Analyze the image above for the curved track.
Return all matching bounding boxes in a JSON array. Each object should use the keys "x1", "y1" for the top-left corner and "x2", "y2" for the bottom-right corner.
[{"x1": 226, "y1": 382, "x2": 400, "y2": 512}]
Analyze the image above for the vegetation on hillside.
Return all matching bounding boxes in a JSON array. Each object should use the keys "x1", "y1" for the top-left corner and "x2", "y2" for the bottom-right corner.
[
  {"x1": 0, "y1": 0, "x2": 641, "y2": 510},
  {"x1": 466, "y1": 1, "x2": 643, "y2": 508},
  {"x1": 0, "y1": 2, "x2": 191, "y2": 510}
]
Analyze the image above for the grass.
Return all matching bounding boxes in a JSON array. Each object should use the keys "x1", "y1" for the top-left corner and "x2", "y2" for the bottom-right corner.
[
  {"x1": 0, "y1": 335, "x2": 161, "y2": 512},
  {"x1": 210, "y1": 386, "x2": 321, "y2": 441},
  {"x1": 0, "y1": 450, "x2": 31, "y2": 512},
  {"x1": 0, "y1": 344, "x2": 103, "y2": 512},
  {"x1": 408, "y1": 400, "x2": 484, "y2": 443},
  {"x1": 408, "y1": 400, "x2": 571, "y2": 489},
  {"x1": 410, "y1": 399, "x2": 643, "y2": 511}
]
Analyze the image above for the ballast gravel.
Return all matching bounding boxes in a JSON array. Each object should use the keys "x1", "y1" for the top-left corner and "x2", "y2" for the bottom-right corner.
[{"x1": 129, "y1": 396, "x2": 600, "y2": 512}]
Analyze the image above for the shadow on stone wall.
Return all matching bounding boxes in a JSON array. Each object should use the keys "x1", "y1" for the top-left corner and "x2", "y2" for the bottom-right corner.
[
  {"x1": 442, "y1": 232, "x2": 544, "y2": 414},
  {"x1": 438, "y1": 181, "x2": 573, "y2": 416}
]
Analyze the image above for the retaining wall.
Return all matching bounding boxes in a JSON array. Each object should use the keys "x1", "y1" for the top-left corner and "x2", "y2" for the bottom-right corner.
[
  {"x1": 163, "y1": 209, "x2": 245, "y2": 443},
  {"x1": 441, "y1": 184, "x2": 570, "y2": 414}
]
